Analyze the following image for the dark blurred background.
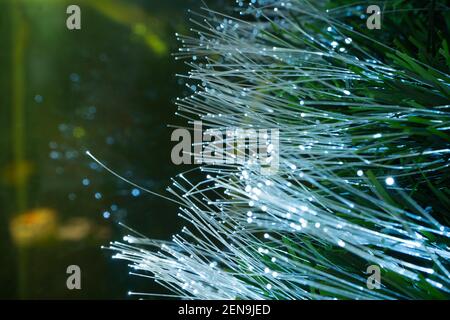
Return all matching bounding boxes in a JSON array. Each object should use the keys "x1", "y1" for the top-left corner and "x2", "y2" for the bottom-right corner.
[{"x1": 0, "y1": 0, "x2": 221, "y2": 299}]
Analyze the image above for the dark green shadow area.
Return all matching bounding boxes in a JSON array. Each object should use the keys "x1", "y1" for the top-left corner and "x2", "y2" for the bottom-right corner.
[{"x1": 0, "y1": 0, "x2": 222, "y2": 299}]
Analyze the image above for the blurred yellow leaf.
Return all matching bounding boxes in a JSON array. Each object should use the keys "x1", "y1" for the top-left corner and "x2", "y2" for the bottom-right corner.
[
  {"x1": 58, "y1": 217, "x2": 92, "y2": 241},
  {"x1": 10, "y1": 208, "x2": 58, "y2": 247},
  {"x1": 89, "y1": 0, "x2": 168, "y2": 55}
]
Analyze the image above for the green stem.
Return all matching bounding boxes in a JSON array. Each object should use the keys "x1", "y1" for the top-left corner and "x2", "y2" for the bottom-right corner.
[{"x1": 11, "y1": 0, "x2": 29, "y2": 299}]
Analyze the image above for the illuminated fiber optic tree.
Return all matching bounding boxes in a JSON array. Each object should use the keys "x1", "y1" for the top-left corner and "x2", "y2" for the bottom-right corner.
[{"x1": 105, "y1": 0, "x2": 450, "y2": 299}]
